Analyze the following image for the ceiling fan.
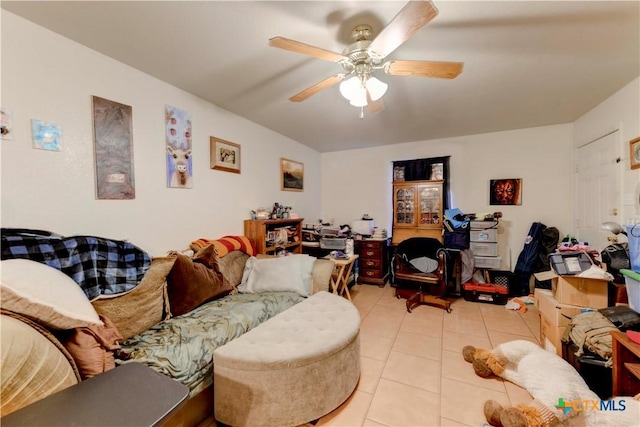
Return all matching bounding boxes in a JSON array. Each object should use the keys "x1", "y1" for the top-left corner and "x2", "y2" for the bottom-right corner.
[{"x1": 268, "y1": 0, "x2": 463, "y2": 115}]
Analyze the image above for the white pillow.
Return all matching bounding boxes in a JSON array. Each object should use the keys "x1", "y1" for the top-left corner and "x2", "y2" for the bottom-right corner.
[
  {"x1": 1, "y1": 259, "x2": 103, "y2": 330},
  {"x1": 238, "y1": 255, "x2": 315, "y2": 296}
]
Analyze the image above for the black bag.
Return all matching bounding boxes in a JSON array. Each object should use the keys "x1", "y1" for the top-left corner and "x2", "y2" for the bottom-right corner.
[
  {"x1": 443, "y1": 223, "x2": 470, "y2": 250},
  {"x1": 601, "y1": 243, "x2": 630, "y2": 283},
  {"x1": 514, "y1": 222, "x2": 547, "y2": 295}
]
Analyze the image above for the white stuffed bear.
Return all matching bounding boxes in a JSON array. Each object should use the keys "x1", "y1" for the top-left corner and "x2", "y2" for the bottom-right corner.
[{"x1": 463, "y1": 340, "x2": 639, "y2": 427}]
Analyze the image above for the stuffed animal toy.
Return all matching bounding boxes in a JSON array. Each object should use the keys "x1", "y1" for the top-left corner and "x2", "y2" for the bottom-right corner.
[{"x1": 462, "y1": 340, "x2": 639, "y2": 427}]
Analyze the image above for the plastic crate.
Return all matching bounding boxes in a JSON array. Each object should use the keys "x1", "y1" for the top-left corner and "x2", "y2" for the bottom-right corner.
[{"x1": 488, "y1": 270, "x2": 520, "y2": 297}]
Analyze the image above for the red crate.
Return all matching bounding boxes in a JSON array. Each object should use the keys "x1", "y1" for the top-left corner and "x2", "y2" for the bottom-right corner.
[{"x1": 463, "y1": 282, "x2": 508, "y2": 305}]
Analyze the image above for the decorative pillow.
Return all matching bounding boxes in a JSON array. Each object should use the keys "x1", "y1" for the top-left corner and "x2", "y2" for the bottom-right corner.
[
  {"x1": 166, "y1": 251, "x2": 233, "y2": 317},
  {"x1": 218, "y1": 250, "x2": 250, "y2": 287},
  {"x1": 0, "y1": 259, "x2": 103, "y2": 330},
  {"x1": 62, "y1": 314, "x2": 123, "y2": 380},
  {"x1": 92, "y1": 255, "x2": 176, "y2": 340},
  {"x1": 238, "y1": 254, "x2": 315, "y2": 296},
  {"x1": 1, "y1": 314, "x2": 78, "y2": 416}
]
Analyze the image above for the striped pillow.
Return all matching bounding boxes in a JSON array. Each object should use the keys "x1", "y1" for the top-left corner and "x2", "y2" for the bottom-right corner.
[{"x1": 190, "y1": 235, "x2": 257, "y2": 258}]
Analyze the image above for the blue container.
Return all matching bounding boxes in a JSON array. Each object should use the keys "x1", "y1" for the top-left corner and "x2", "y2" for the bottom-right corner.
[{"x1": 625, "y1": 224, "x2": 640, "y2": 272}]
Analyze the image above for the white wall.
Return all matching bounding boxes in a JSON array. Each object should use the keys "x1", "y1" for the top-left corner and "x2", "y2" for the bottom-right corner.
[
  {"x1": 0, "y1": 12, "x2": 322, "y2": 256},
  {"x1": 573, "y1": 77, "x2": 640, "y2": 224},
  {"x1": 321, "y1": 124, "x2": 575, "y2": 270}
]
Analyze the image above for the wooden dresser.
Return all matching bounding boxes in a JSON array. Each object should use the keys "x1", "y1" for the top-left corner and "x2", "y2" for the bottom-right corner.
[{"x1": 355, "y1": 238, "x2": 390, "y2": 287}]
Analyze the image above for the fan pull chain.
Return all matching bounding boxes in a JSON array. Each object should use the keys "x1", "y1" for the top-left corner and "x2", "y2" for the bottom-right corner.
[{"x1": 359, "y1": 107, "x2": 364, "y2": 119}]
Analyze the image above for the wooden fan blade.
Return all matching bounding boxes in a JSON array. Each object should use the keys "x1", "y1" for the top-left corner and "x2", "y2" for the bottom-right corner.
[
  {"x1": 368, "y1": 0, "x2": 439, "y2": 59},
  {"x1": 385, "y1": 60, "x2": 464, "y2": 79},
  {"x1": 269, "y1": 36, "x2": 346, "y2": 63},
  {"x1": 289, "y1": 74, "x2": 345, "y2": 102},
  {"x1": 366, "y1": 90, "x2": 385, "y2": 114}
]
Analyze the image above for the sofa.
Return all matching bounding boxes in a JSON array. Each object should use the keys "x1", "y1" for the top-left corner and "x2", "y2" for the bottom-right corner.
[{"x1": 0, "y1": 232, "x2": 338, "y2": 426}]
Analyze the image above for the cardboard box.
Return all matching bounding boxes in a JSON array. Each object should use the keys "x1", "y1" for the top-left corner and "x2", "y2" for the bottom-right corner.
[
  {"x1": 534, "y1": 270, "x2": 609, "y2": 308},
  {"x1": 534, "y1": 288, "x2": 593, "y2": 328},
  {"x1": 540, "y1": 312, "x2": 567, "y2": 356}
]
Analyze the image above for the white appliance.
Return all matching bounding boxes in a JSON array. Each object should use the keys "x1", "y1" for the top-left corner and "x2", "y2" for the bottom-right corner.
[{"x1": 352, "y1": 220, "x2": 375, "y2": 236}]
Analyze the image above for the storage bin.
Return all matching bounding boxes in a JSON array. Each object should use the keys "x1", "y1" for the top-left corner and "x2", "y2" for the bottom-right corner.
[
  {"x1": 621, "y1": 269, "x2": 640, "y2": 312},
  {"x1": 475, "y1": 256, "x2": 501, "y2": 269},
  {"x1": 625, "y1": 224, "x2": 640, "y2": 272},
  {"x1": 470, "y1": 229, "x2": 497, "y2": 243},
  {"x1": 470, "y1": 242, "x2": 498, "y2": 257}
]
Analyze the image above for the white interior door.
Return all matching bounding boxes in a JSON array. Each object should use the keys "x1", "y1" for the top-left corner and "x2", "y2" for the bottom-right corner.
[{"x1": 575, "y1": 131, "x2": 622, "y2": 252}]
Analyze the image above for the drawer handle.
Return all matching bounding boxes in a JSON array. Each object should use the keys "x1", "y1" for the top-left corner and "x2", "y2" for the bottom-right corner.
[
  {"x1": 365, "y1": 271, "x2": 375, "y2": 276},
  {"x1": 365, "y1": 261, "x2": 375, "y2": 267},
  {"x1": 366, "y1": 251, "x2": 374, "y2": 256}
]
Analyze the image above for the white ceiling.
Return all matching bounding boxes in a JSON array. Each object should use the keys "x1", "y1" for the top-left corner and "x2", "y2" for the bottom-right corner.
[{"x1": 3, "y1": 1, "x2": 639, "y2": 153}]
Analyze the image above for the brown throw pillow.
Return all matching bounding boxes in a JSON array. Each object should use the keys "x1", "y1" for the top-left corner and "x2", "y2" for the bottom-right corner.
[
  {"x1": 92, "y1": 256, "x2": 176, "y2": 340},
  {"x1": 63, "y1": 314, "x2": 123, "y2": 380},
  {"x1": 167, "y1": 251, "x2": 233, "y2": 317}
]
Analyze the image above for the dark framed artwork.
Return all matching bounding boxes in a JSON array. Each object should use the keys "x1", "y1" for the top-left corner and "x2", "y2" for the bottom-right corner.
[
  {"x1": 92, "y1": 96, "x2": 135, "y2": 199},
  {"x1": 281, "y1": 158, "x2": 303, "y2": 191},
  {"x1": 210, "y1": 137, "x2": 241, "y2": 174},
  {"x1": 630, "y1": 137, "x2": 640, "y2": 170},
  {"x1": 489, "y1": 178, "x2": 522, "y2": 205}
]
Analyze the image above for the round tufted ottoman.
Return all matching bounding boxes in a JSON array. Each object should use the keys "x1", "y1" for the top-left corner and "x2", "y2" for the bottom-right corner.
[{"x1": 213, "y1": 291, "x2": 361, "y2": 427}]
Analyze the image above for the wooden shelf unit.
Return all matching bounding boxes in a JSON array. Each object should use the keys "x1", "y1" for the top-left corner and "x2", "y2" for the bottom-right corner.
[
  {"x1": 244, "y1": 218, "x2": 304, "y2": 255},
  {"x1": 611, "y1": 330, "x2": 640, "y2": 397}
]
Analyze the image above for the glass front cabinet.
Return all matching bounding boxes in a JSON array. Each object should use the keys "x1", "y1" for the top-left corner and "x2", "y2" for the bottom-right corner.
[{"x1": 392, "y1": 180, "x2": 443, "y2": 244}]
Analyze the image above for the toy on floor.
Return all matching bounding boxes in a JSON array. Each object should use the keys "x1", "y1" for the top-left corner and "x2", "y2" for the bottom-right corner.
[{"x1": 462, "y1": 340, "x2": 640, "y2": 427}]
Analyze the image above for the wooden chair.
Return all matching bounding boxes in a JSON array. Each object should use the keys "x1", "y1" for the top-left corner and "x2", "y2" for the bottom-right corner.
[{"x1": 391, "y1": 237, "x2": 451, "y2": 313}]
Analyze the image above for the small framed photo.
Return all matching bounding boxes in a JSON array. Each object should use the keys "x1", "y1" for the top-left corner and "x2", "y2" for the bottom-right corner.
[
  {"x1": 393, "y1": 166, "x2": 405, "y2": 182},
  {"x1": 430, "y1": 163, "x2": 443, "y2": 180},
  {"x1": 210, "y1": 137, "x2": 241, "y2": 174},
  {"x1": 281, "y1": 158, "x2": 303, "y2": 191},
  {"x1": 630, "y1": 137, "x2": 640, "y2": 170}
]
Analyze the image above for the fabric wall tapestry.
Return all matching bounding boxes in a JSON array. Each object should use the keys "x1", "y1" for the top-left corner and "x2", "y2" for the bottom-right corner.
[
  {"x1": 165, "y1": 105, "x2": 193, "y2": 188},
  {"x1": 92, "y1": 96, "x2": 135, "y2": 200}
]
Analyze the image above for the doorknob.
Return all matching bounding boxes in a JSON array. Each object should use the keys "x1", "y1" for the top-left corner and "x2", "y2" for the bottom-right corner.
[{"x1": 611, "y1": 208, "x2": 618, "y2": 216}]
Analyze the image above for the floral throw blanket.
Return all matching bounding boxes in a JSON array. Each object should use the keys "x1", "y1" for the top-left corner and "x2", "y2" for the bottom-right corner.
[{"x1": 116, "y1": 291, "x2": 304, "y2": 396}]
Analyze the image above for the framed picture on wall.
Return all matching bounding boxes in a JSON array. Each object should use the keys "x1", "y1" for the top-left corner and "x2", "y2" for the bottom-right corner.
[
  {"x1": 210, "y1": 137, "x2": 241, "y2": 174},
  {"x1": 630, "y1": 137, "x2": 640, "y2": 170},
  {"x1": 489, "y1": 178, "x2": 522, "y2": 205},
  {"x1": 281, "y1": 158, "x2": 303, "y2": 191}
]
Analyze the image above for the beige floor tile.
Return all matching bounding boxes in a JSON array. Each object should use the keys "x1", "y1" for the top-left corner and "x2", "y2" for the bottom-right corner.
[
  {"x1": 442, "y1": 330, "x2": 492, "y2": 354},
  {"x1": 316, "y1": 389, "x2": 373, "y2": 427},
  {"x1": 362, "y1": 419, "x2": 387, "y2": 427},
  {"x1": 504, "y1": 381, "x2": 533, "y2": 407},
  {"x1": 360, "y1": 312, "x2": 403, "y2": 339},
  {"x1": 359, "y1": 332, "x2": 395, "y2": 362},
  {"x1": 381, "y1": 351, "x2": 441, "y2": 393},
  {"x1": 441, "y1": 349, "x2": 507, "y2": 393},
  {"x1": 439, "y1": 417, "x2": 473, "y2": 427},
  {"x1": 440, "y1": 377, "x2": 511, "y2": 426},
  {"x1": 358, "y1": 356, "x2": 385, "y2": 394},
  {"x1": 392, "y1": 330, "x2": 442, "y2": 361},
  {"x1": 366, "y1": 378, "x2": 440, "y2": 427},
  {"x1": 482, "y1": 313, "x2": 535, "y2": 337},
  {"x1": 367, "y1": 301, "x2": 408, "y2": 320},
  {"x1": 400, "y1": 313, "x2": 444, "y2": 338},
  {"x1": 443, "y1": 316, "x2": 489, "y2": 337}
]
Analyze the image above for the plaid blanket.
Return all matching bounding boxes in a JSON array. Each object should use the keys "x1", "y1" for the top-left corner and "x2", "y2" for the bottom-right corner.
[{"x1": 1, "y1": 229, "x2": 151, "y2": 300}]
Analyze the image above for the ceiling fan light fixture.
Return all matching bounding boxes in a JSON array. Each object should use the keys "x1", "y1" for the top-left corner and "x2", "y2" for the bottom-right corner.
[
  {"x1": 365, "y1": 77, "x2": 388, "y2": 101},
  {"x1": 339, "y1": 76, "x2": 362, "y2": 101}
]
